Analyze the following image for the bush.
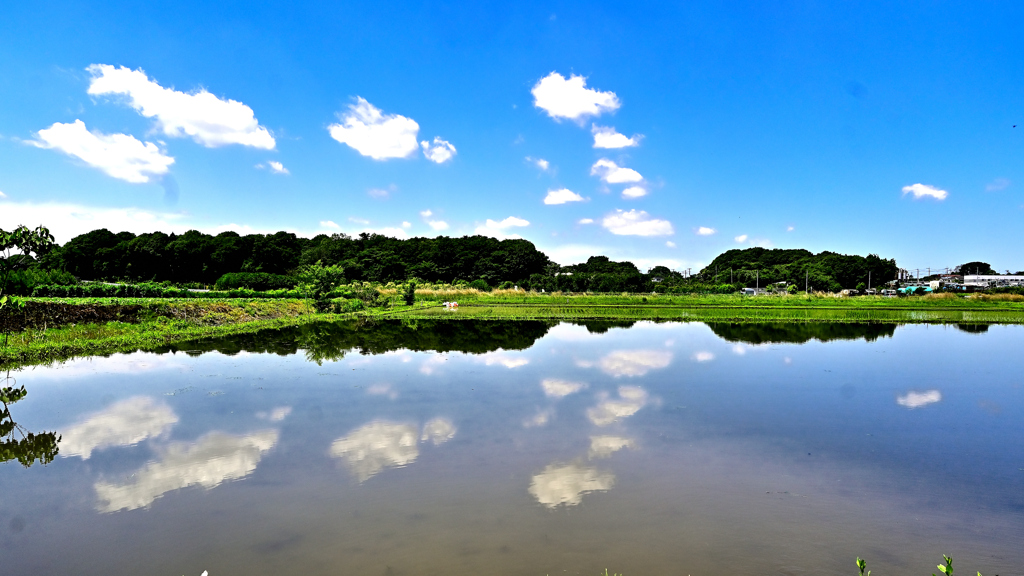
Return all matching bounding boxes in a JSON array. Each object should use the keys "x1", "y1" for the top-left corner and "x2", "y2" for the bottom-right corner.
[
  {"x1": 402, "y1": 282, "x2": 416, "y2": 305},
  {"x1": 3, "y1": 269, "x2": 78, "y2": 296},
  {"x1": 498, "y1": 281, "x2": 514, "y2": 290},
  {"x1": 214, "y1": 272, "x2": 296, "y2": 291},
  {"x1": 30, "y1": 282, "x2": 305, "y2": 299},
  {"x1": 469, "y1": 279, "x2": 490, "y2": 291}
]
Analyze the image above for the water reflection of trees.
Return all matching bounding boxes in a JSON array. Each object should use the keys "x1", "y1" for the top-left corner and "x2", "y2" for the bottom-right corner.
[
  {"x1": 1, "y1": 374, "x2": 60, "y2": 467},
  {"x1": 707, "y1": 322, "x2": 897, "y2": 344},
  {"x1": 155, "y1": 319, "x2": 554, "y2": 363}
]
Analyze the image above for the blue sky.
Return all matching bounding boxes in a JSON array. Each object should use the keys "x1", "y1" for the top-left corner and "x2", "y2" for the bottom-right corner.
[{"x1": 1, "y1": 1, "x2": 1022, "y2": 273}]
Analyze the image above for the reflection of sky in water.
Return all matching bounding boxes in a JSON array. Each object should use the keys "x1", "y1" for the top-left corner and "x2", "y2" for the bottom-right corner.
[
  {"x1": 3, "y1": 321, "x2": 1024, "y2": 576},
  {"x1": 96, "y1": 428, "x2": 279, "y2": 512},
  {"x1": 61, "y1": 396, "x2": 178, "y2": 459}
]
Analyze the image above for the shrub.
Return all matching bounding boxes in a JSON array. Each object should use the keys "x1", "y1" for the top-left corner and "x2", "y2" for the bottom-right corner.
[
  {"x1": 403, "y1": 282, "x2": 416, "y2": 306},
  {"x1": 214, "y1": 272, "x2": 296, "y2": 291},
  {"x1": 469, "y1": 279, "x2": 490, "y2": 291}
]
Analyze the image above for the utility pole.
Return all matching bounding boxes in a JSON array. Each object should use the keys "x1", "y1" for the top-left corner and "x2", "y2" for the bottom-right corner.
[
  {"x1": 805, "y1": 271, "x2": 808, "y2": 294},
  {"x1": 756, "y1": 270, "x2": 759, "y2": 293},
  {"x1": 868, "y1": 271, "x2": 871, "y2": 291}
]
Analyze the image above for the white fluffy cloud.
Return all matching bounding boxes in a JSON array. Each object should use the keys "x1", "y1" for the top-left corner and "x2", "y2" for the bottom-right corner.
[
  {"x1": 474, "y1": 216, "x2": 530, "y2": 239},
  {"x1": 419, "y1": 209, "x2": 449, "y2": 230},
  {"x1": 621, "y1": 186, "x2": 647, "y2": 199},
  {"x1": 590, "y1": 159, "x2": 643, "y2": 184},
  {"x1": 696, "y1": 227, "x2": 716, "y2": 236},
  {"x1": 30, "y1": 120, "x2": 174, "y2": 183},
  {"x1": 665, "y1": 241, "x2": 676, "y2": 248},
  {"x1": 602, "y1": 209, "x2": 674, "y2": 236},
  {"x1": 897, "y1": 390, "x2": 942, "y2": 409},
  {"x1": 420, "y1": 137, "x2": 457, "y2": 163},
  {"x1": 902, "y1": 183, "x2": 948, "y2": 201},
  {"x1": 527, "y1": 156, "x2": 550, "y2": 171},
  {"x1": 734, "y1": 234, "x2": 748, "y2": 243},
  {"x1": 544, "y1": 188, "x2": 585, "y2": 205},
  {"x1": 578, "y1": 218, "x2": 595, "y2": 225},
  {"x1": 0, "y1": 190, "x2": 8, "y2": 199},
  {"x1": 531, "y1": 72, "x2": 620, "y2": 122},
  {"x1": 328, "y1": 97, "x2": 419, "y2": 160},
  {"x1": 592, "y1": 125, "x2": 640, "y2": 148},
  {"x1": 61, "y1": 396, "x2": 178, "y2": 459},
  {"x1": 87, "y1": 64, "x2": 275, "y2": 149},
  {"x1": 320, "y1": 220, "x2": 340, "y2": 229},
  {"x1": 267, "y1": 161, "x2": 288, "y2": 174}
]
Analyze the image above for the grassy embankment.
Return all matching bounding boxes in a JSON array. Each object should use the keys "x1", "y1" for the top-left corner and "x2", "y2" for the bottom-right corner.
[
  {"x1": 379, "y1": 289, "x2": 1024, "y2": 324},
  {"x1": 0, "y1": 298, "x2": 347, "y2": 368},
  {"x1": 4, "y1": 291, "x2": 1024, "y2": 368}
]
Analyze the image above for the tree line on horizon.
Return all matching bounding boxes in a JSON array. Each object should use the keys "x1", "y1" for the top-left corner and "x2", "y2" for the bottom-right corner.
[{"x1": 5, "y1": 227, "x2": 905, "y2": 294}]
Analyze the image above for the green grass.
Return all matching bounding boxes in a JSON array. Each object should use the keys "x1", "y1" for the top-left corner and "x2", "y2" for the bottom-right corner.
[
  {"x1": 0, "y1": 298, "x2": 349, "y2": 369},
  {"x1": 380, "y1": 301, "x2": 1024, "y2": 324}
]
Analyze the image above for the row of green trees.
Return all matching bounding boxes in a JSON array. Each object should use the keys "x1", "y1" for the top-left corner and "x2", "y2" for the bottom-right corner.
[
  {"x1": 43, "y1": 229, "x2": 552, "y2": 285},
  {"x1": 4, "y1": 225, "x2": 915, "y2": 295},
  {"x1": 697, "y1": 248, "x2": 899, "y2": 293}
]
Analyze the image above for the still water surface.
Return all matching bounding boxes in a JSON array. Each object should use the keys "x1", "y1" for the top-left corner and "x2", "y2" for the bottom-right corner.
[{"x1": 2, "y1": 320, "x2": 1022, "y2": 576}]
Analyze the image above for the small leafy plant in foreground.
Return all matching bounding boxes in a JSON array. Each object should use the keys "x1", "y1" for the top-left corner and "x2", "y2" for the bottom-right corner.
[{"x1": 857, "y1": 554, "x2": 985, "y2": 576}]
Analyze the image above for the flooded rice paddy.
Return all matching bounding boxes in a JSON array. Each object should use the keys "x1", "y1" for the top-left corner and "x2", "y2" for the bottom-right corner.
[{"x1": 1, "y1": 320, "x2": 1022, "y2": 576}]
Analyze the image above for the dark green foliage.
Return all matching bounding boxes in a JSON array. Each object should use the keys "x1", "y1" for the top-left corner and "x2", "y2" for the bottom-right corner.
[
  {"x1": 3, "y1": 269, "x2": 78, "y2": 296},
  {"x1": 956, "y1": 261, "x2": 995, "y2": 275},
  {"x1": 156, "y1": 319, "x2": 554, "y2": 359},
  {"x1": 298, "y1": 261, "x2": 346, "y2": 312},
  {"x1": 708, "y1": 322, "x2": 897, "y2": 344},
  {"x1": 214, "y1": 272, "x2": 296, "y2": 291},
  {"x1": 1, "y1": 225, "x2": 56, "y2": 311},
  {"x1": 469, "y1": 279, "x2": 490, "y2": 291},
  {"x1": 403, "y1": 282, "x2": 416, "y2": 306},
  {"x1": 31, "y1": 283, "x2": 304, "y2": 299},
  {"x1": 700, "y1": 247, "x2": 897, "y2": 291},
  {"x1": 46, "y1": 229, "x2": 553, "y2": 285},
  {"x1": 1, "y1": 378, "x2": 60, "y2": 467}
]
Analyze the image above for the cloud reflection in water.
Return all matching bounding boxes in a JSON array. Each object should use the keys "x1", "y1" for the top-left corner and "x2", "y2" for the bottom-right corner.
[
  {"x1": 897, "y1": 390, "x2": 942, "y2": 409},
  {"x1": 421, "y1": 417, "x2": 457, "y2": 445},
  {"x1": 588, "y1": 435, "x2": 634, "y2": 459},
  {"x1": 541, "y1": 378, "x2": 587, "y2": 398},
  {"x1": 587, "y1": 386, "x2": 649, "y2": 426},
  {"x1": 330, "y1": 421, "x2": 420, "y2": 482},
  {"x1": 94, "y1": 429, "x2": 279, "y2": 512},
  {"x1": 529, "y1": 462, "x2": 615, "y2": 508},
  {"x1": 596, "y1": 350, "x2": 672, "y2": 377},
  {"x1": 62, "y1": 396, "x2": 178, "y2": 459}
]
